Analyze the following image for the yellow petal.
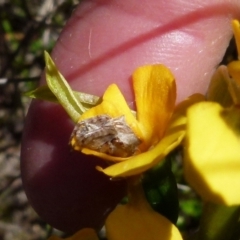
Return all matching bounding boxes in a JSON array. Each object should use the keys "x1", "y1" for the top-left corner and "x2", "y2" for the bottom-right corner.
[
  {"x1": 133, "y1": 65, "x2": 176, "y2": 147},
  {"x1": 169, "y1": 93, "x2": 205, "y2": 129},
  {"x1": 105, "y1": 180, "x2": 182, "y2": 240},
  {"x1": 48, "y1": 228, "x2": 99, "y2": 240},
  {"x1": 232, "y1": 20, "x2": 240, "y2": 58},
  {"x1": 227, "y1": 60, "x2": 240, "y2": 87},
  {"x1": 82, "y1": 148, "x2": 127, "y2": 162},
  {"x1": 184, "y1": 102, "x2": 240, "y2": 206},
  {"x1": 207, "y1": 65, "x2": 234, "y2": 107}
]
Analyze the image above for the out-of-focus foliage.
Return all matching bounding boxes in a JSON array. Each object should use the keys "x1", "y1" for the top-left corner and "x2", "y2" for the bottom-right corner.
[
  {"x1": 1, "y1": 0, "x2": 79, "y2": 81},
  {"x1": 0, "y1": 0, "x2": 80, "y2": 239}
]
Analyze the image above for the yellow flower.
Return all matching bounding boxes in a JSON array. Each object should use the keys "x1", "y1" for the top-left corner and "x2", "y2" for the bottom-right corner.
[
  {"x1": 184, "y1": 19, "x2": 240, "y2": 206},
  {"x1": 70, "y1": 65, "x2": 203, "y2": 178},
  {"x1": 184, "y1": 102, "x2": 240, "y2": 206},
  {"x1": 105, "y1": 177, "x2": 183, "y2": 240}
]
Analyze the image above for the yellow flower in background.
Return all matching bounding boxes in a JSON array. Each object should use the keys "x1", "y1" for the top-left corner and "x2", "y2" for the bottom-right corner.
[
  {"x1": 207, "y1": 20, "x2": 240, "y2": 107},
  {"x1": 105, "y1": 178, "x2": 183, "y2": 240},
  {"x1": 70, "y1": 65, "x2": 203, "y2": 178},
  {"x1": 184, "y1": 19, "x2": 240, "y2": 206},
  {"x1": 206, "y1": 64, "x2": 240, "y2": 107},
  {"x1": 184, "y1": 102, "x2": 240, "y2": 206}
]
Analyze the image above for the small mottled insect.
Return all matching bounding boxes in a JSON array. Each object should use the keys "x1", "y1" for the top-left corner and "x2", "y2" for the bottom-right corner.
[{"x1": 70, "y1": 115, "x2": 141, "y2": 157}]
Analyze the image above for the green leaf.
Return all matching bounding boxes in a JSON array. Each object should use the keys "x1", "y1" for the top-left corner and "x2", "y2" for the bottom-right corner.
[
  {"x1": 44, "y1": 51, "x2": 85, "y2": 122},
  {"x1": 24, "y1": 85, "x2": 101, "y2": 111},
  {"x1": 24, "y1": 85, "x2": 60, "y2": 103},
  {"x1": 142, "y1": 157, "x2": 179, "y2": 224}
]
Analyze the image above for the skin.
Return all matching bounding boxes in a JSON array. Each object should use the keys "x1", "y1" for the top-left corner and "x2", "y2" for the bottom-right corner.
[{"x1": 21, "y1": 0, "x2": 240, "y2": 234}]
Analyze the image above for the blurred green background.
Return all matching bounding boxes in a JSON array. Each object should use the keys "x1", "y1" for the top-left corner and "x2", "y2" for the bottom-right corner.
[{"x1": 0, "y1": 1, "x2": 79, "y2": 239}]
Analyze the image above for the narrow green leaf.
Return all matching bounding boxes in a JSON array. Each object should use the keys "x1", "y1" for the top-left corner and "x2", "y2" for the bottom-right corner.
[
  {"x1": 44, "y1": 51, "x2": 84, "y2": 122},
  {"x1": 24, "y1": 85, "x2": 60, "y2": 103},
  {"x1": 24, "y1": 85, "x2": 101, "y2": 110}
]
